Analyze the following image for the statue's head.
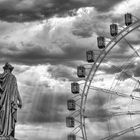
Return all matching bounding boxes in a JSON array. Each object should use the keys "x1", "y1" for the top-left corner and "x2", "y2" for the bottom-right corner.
[{"x1": 3, "y1": 62, "x2": 14, "y2": 73}]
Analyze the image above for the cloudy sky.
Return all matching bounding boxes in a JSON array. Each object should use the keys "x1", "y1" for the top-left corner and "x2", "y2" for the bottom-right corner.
[{"x1": 1, "y1": 0, "x2": 140, "y2": 140}]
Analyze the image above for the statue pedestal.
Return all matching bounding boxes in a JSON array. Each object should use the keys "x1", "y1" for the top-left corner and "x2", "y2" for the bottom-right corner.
[{"x1": 0, "y1": 136, "x2": 17, "y2": 140}]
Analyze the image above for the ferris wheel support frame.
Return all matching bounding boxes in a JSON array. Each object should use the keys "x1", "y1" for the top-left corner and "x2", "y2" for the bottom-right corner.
[{"x1": 80, "y1": 19, "x2": 140, "y2": 140}]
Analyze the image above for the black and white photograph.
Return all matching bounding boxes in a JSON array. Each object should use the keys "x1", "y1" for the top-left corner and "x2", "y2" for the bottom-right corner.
[{"x1": 0, "y1": 0, "x2": 140, "y2": 140}]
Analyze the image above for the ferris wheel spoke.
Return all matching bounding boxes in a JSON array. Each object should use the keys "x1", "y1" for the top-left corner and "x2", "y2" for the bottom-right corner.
[
  {"x1": 123, "y1": 37, "x2": 140, "y2": 57},
  {"x1": 121, "y1": 71, "x2": 140, "y2": 84},
  {"x1": 90, "y1": 86, "x2": 140, "y2": 101},
  {"x1": 84, "y1": 111, "x2": 140, "y2": 119},
  {"x1": 99, "y1": 55, "x2": 140, "y2": 85},
  {"x1": 111, "y1": 111, "x2": 140, "y2": 117},
  {"x1": 107, "y1": 62, "x2": 140, "y2": 85},
  {"x1": 102, "y1": 123, "x2": 140, "y2": 140}
]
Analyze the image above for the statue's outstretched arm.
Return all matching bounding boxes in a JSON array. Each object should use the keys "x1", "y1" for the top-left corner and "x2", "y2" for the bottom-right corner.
[
  {"x1": 17, "y1": 90, "x2": 22, "y2": 109},
  {"x1": 15, "y1": 77, "x2": 22, "y2": 109}
]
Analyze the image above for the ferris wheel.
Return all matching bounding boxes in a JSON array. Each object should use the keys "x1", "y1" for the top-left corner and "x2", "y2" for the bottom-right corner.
[{"x1": 66, "y1": 13, "x2": 140, "y2": 140}]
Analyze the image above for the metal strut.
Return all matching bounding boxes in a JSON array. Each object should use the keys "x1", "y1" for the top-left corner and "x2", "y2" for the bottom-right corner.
[
  {"x1": 84, "y1": 111, "x2": 140, "y2": 119},
  {"x1": 102, "y1": 123, "x2": 140, "y2": 140},
  {"x1": 124, "y1": 37, "x2": 140, "y2": 57},
  {"x1": 90, "y1": 86, "x2": 140, "y2": 101}
]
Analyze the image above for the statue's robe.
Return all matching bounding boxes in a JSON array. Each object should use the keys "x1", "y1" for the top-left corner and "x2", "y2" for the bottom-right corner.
[{"x1": 0, "y1": 72, "x2": 18, "y2": 137}]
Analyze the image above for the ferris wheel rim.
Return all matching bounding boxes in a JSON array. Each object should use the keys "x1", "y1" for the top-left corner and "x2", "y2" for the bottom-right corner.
[{"x1": 80, "y1": 19, "x2": 140, "y2": 140}]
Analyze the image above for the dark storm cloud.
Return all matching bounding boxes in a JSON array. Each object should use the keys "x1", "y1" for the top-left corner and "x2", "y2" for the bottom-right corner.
[
  {"x1": 86, "y1": 108, "x2": 110, "y2": 122},
  {"x1": 47, "y1": 65, "x2": 77, "y2": 81},
  {"x1": 12, "y1": 65, "x2": 30, "y2": 75},
  {"x1": 133, "y1": 88, "x2": 140, "y2": 92},
  {"x1": 72, "y1": 12, "x2": 110, "y2": 38},
  {"x1": 86, "y1": 93, "x2": 111, "y2": 122},
  {"x1": 99, "y1": 64, "x2": 122, "y2": 74},
  {"x1": 100, "y1": 62, "x2": 136, "y2": 75},
  {"x1": 116, "y1": 70, "x2": 133, "y2": 81},
  {"x1": 28, "y1": 92, "x2": 68, "y2": 123},
  {"x1": 0, "y1": 42, "x2": 86, "y2": 67},
  {"x1": 92, "y1": 0, "x2": 126, "y2": 12},
  {"x1": 72, "y1": 18, "x2": 94, "y2": 38},
  {"x1": 0, "y1": 0, "x2": 125, "y2": 22},
  {"x1": 90, "y1": 93, "x2": 108, "y2": 106}
]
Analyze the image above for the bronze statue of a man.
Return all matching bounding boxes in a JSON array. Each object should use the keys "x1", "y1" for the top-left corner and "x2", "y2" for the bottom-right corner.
[{"x1": 0, "y1": 63, "x2": 22, "y2": 139}]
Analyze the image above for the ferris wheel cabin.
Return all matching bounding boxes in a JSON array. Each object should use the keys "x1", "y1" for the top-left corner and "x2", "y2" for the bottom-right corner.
[
  {"x1": 67, "y1": 134, "x2": 76, "y2": 140},
  {"x1": 66, "y1": 116, "x2": 75, "y2": 127},
  {"x1": 67, "y1": 99, "x2": 76, "y2": 111},
  {"x1": 86, "y1": 50, "x2": 94, "y2": 62},
  {"x1": 125, "y1": 13, "x2": 132, "y2": 26},
  {"x1": 71, "y1": 82, "x2": 79, "y2": 94},
  {"x1": 77, "y1": 66, "x2": 85, "y2": 78},
  {"x1": 110, "y1": 24, "x2": 118, "y2": 37},
  {"x1": 97, "y1": 36, "x2": 105, "y2": 49}
]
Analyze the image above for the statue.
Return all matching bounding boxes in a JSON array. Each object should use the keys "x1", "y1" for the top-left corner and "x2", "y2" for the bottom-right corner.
[{"x1": 0, "y1": 63, "x2": 22, "y2": 139}]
